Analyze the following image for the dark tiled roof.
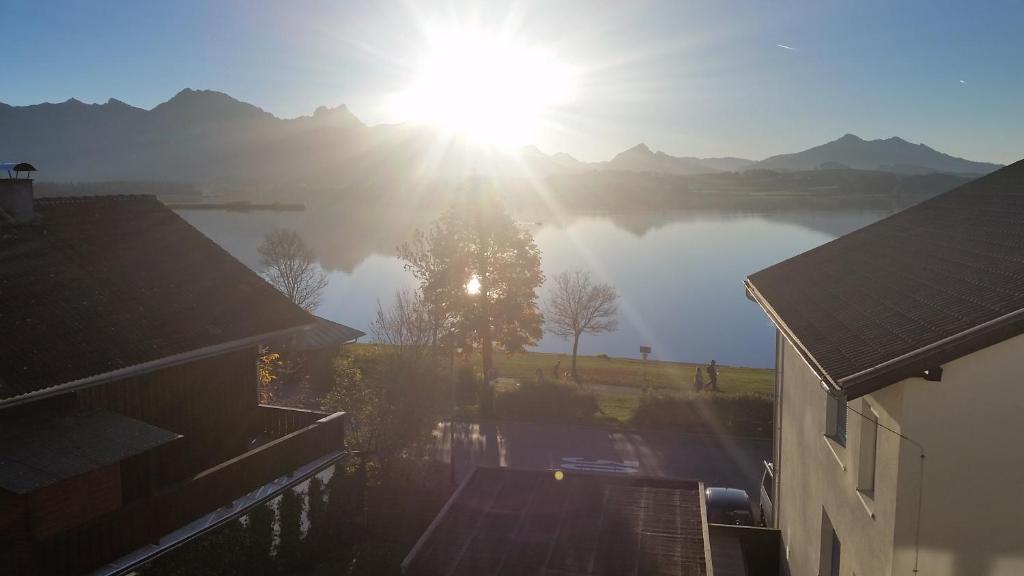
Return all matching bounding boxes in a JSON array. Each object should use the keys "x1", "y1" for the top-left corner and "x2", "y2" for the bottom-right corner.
[
  {"x1": 404, "y1": 467, "x2": 709, "y2": 576},
  {"x1": 0, "y1": 195, "x2": 314, "y2": 401},
  {"x1": 282, "y1": 315, "x2": 364, "y2": 351},
  {"x1": 747, "y1": 159, "x2": 1024, "y2": 395},
  {"x1": 0, "y1": 409, "x2": 180, "y2": 494}
]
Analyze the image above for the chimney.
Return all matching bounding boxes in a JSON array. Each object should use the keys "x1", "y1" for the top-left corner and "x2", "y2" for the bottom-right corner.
[{"x1": 0, "y1": 162, "x2": 37, "y2": 223}]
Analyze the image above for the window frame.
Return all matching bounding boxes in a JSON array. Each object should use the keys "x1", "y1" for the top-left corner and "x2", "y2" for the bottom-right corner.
[
  {"x1": 857, "y1": 401, "x2": 879, "y2": 494},
  {"x1": 825, "y1": 391, "x2": 848, "y2": 447},
  {"x1": 820, "y1": 510, "x2": 841, "y2": 576}
]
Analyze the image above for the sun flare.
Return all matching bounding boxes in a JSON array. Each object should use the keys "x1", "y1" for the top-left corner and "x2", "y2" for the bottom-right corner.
[
  {"x1": 392, "y1": 27, "x2": 576, "y2": 148},
  {"x1": 466, "y1": 274, "x2": 482, "y2": 295}
]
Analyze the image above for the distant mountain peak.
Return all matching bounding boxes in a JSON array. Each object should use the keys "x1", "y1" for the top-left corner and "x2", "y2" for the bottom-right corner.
[
  {"x1": 166, "y1": 88, "x2": 232, "y2": 104},
  {"x1": 310, "y1": 104, "x2": 362, "y2": 127},
  {"x1": 626, "y1": 143, "x2": 653, "y2": 155},
  {"x1": 758, "y1": 133, "x2": 1002, "y2": 175},
  {"x1": 153, "y1": 88, "x2": 271, "y2": 122}
]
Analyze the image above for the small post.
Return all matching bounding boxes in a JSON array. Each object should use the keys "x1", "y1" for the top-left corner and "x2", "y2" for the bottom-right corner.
[{"x1": 640, "y1": 346, "x2": 652, "y2": 393}]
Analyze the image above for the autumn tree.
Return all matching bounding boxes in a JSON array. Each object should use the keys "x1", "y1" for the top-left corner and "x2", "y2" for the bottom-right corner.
[
  {"x1": 399, "y1": 198, "x2": 544, "y2": 377},
  {"x1": 258, "y1": 228, "x2": 328, "y2": 312},
  {"x1": 544, "y1": 269, "x2": 619, "y2": 380},
  {"x1": 322, "y1": 290, "x2": 441, "y2": 461}
]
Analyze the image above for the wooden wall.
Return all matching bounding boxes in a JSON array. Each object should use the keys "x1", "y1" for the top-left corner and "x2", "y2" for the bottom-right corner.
[
  {"x1": 0, "y1": 347, "x2": 259, "y2": 560},
  {"x1": 75, "y1": 347, "x2": 259, "y2": 484},
  {"x1": 28, "y1": 464, "x2": 121, "y2": 541}
]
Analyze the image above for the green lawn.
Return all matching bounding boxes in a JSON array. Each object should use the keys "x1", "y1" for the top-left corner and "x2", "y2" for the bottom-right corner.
[
  {"x1": 348, "y1": 344, "x2": 775, "y2": 427},
  {"x1": 490, "y1": 350, "x2": 774, "y2": 396}
]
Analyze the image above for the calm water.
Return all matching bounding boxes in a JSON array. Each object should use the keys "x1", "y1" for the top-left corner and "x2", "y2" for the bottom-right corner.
[{"x1": 179, "y1": 204, "x2": 895, "y2": 368}]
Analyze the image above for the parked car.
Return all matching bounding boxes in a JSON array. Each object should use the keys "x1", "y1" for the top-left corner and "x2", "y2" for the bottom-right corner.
[
  {"x1": 705, "y1": 487, "x2": 754, "y2": 526},
  {"x1": 759, "y1": 460, "x2": 774, "y2": 527}
]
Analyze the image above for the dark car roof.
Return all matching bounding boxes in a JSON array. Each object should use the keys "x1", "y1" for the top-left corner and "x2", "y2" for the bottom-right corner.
[
  {"x1": 0, "y1": 195, "x2": 314, "y2": 403},
  {"x1": 746, "y1": 159, "x2": 1024, "y2": 397},
  {"x1": 705, "y1": 487, "x2": 751, "y2": 510}
]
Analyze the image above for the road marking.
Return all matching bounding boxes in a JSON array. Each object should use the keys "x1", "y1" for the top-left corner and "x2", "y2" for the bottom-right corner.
[{"x1": 559, "y1": 457, "x2": 639, "y2": 474}]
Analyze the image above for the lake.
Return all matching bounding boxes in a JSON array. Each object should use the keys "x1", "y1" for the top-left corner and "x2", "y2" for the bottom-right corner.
[{"x1": 178, "y1": 202, "x2": 900, "y2": 368}]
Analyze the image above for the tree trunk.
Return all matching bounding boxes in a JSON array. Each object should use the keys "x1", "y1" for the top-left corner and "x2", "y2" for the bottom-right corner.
[
  {"x1": 481, "y1": 317, "x2": 494, "y2": 378},
  {"x1": 571, "y1": 333, "x2": 580, "y2": 381}
]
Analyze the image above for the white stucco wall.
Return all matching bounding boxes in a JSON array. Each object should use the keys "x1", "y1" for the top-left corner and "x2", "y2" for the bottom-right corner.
[
  {"x1": 775, "y1": 335, "x2": 905, "y2": 576},
  {"x1": 778, "y1": 329, "x2": 1024, "y2": 576},
  {"x1": 891, "y1": 331, "x2": 1024, "y2": 575}
]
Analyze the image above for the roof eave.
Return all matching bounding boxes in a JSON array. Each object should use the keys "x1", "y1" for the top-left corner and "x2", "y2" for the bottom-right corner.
[
  {"x1": 743, "y1": 278, "x2": 843, "y2": 393},
  {"x1": 0, "y1": 322, "x2": 317, "y2": 410},
  {"x1": 747, "y1": 278, "x2": 1024, "y2": 401},
  {"x1": 837, "y1": 307, "x2": 1024, "y2": 399}
]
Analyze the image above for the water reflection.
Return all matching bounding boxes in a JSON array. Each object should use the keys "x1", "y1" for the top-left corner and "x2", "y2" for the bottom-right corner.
[{"x1": 179, "y1": 198, "x2": 905, "y2": 368}]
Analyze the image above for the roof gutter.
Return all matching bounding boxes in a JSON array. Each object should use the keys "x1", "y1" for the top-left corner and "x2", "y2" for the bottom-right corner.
[
  {"x1": 837, "y1": 304, "x2": 1024, "y2": 391},
  {"x1": 748, "y1": 277, "x2": 1024, "y2": 399},
  {"x1": 744, "y1": 279, "x2": 842, "y2": 393},
  {"x1": 0, "y1": 322, "x2": 316, "y2": 410}
]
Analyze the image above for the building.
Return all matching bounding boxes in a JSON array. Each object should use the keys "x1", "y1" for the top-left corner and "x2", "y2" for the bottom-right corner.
[
  {"x1": 404, "y1": 467, "x2": 782, "y2": 576},
  {"x1": 745, "y1": 160, "x2": 1024, "y2": 575},
  {"x1": 0, "y1": 174, "x2": 350, "y2": 575}
]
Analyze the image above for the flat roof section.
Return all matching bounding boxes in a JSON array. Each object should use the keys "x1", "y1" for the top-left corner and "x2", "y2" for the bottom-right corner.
[
  {"x1": 403, "y1": 467, "x2": 711, "y2": 576},
  {"x1": 0, "y1": 409, "x2": 181, "y2": 494}
]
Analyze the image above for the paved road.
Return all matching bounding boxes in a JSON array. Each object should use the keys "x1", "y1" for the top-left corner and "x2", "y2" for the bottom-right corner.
[{"x1": 431, "y1": 420, "x2": 771, "y2": 497}]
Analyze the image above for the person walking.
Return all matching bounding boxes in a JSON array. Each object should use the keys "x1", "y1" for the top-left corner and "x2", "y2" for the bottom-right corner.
[
  {"x1": 707, "y1": 359, "x2": 719, "y2": 391},
  {"x1": 693, "y1": 367, "x2": 704, "y2": 392},
  {"x1": 553, "y1": 360, "x2": 562, "y2": 380}
]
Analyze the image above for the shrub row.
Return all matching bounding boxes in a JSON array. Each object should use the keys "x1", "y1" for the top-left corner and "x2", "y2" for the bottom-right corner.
[
  {"x1": 629, "y1": 392, "x2": 773, "y2": 437},
  {"x1": 494, "y1": 382, "x2": 601, "y2": 423}
]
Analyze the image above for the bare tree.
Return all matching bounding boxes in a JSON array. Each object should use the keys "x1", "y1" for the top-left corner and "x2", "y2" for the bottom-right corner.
[
  {"x1": 258, "y1": 228, "x2": 328, "y2": 311},
  {"x1": 544, "y1": 269, "x2": 619, "y2": 380},
  {"x1": 323, "y1": 290, "x2": 440, "y2": 460}
]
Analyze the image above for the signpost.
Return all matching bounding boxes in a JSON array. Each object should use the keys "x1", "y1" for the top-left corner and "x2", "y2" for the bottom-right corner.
[{"x1": 640, "y1": 346, "x2": 652, "y2": 391}]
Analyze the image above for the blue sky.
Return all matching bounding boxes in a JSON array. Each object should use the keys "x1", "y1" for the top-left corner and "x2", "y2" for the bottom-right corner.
[{"x1": 3, "y1": 0, "x2": 1022, "y2": 163}]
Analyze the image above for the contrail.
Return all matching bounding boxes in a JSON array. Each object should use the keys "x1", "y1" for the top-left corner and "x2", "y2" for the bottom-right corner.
[{"x1": 776, "y1": 44, "x2": 796, "y2": 51}]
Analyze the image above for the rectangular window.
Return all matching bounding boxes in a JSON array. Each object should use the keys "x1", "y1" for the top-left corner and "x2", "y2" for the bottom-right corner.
[
  {"x1": 825, "y1": 392, "x2": 847, "y2": 446},
  {"x1": 858, "y1": 403, "x2": 879, "y2": 493},
  {"x1": 820, "y1": 511, "x2": 841, "y2": 576}
]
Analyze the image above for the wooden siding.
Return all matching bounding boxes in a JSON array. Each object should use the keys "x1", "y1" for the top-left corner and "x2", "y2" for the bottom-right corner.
[
  {"x1": 28, "y1": 464, "x2": 121, "y2": 541},
  {"x1": 75, "y1": 347, "x2": 259, "y2": 484},
  {"x1": 23, "y1": 411, "x2": 346, "y2": 576},
  {"x1": 0, "y1": 490, "x2": 29, "y2": 566}
]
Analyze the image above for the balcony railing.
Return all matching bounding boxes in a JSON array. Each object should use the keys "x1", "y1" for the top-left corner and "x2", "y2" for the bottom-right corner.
[
  {"x1": 25, "y1": 408, "x2": 347, "y2": 576},
  {"x1": 254, "y1": 404, "x2": 332, "y2": 438}
]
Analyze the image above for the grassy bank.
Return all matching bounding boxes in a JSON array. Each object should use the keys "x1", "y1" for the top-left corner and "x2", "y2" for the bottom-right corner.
[
  {"x1": 488, "y1": 350, "x2": 774, "y2": 396},
  {"x1": 348, "y1": 344, "x2": 775, "y2": 430}
]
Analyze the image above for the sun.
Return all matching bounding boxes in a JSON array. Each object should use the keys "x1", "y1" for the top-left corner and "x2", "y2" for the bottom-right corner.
[{"x1": 392, "y1": 27, "x2": 576, "y2": 148}]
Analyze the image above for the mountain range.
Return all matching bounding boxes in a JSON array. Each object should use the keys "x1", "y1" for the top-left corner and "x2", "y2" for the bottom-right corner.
[{"x1": 0, "y1": 89, "x2": 1004, "y2": 195}]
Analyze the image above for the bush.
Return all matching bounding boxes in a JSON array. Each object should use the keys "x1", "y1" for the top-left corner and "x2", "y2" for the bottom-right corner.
[
  {"x1": 478, "y1": 379, "x2": 495, "y2": 417},
  {"x1": 629, "y1": 393, "x2": 773, "y2": 437},
  {"x1": 455, "y1": 364, "x2": 479, "y2": 406},
  {"x1": 494, "y1": 382, "x2": 600, "y2": 423},
  {"x1": 596, "y1": 353, "x2": 610, "y2": 360}
]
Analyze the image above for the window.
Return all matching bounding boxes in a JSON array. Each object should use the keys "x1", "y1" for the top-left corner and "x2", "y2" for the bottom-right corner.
[
  {"x1": 825, "y1": 392, "x2": 847, "y2": 446},
  {"x1": 858, "y1": 403, "x2": 879, "y2": 493},
  {"x1": 820, "y1": 511, "x2": 841, "y2": 576}
]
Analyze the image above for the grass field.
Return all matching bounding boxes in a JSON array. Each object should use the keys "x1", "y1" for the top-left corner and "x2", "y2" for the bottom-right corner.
[
  {"x1": 489, "y1": 350, "x2": 774, "y2": 396},
  {"x1": 349, "y1": 344, "x2": 775, "y2": 426}
]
